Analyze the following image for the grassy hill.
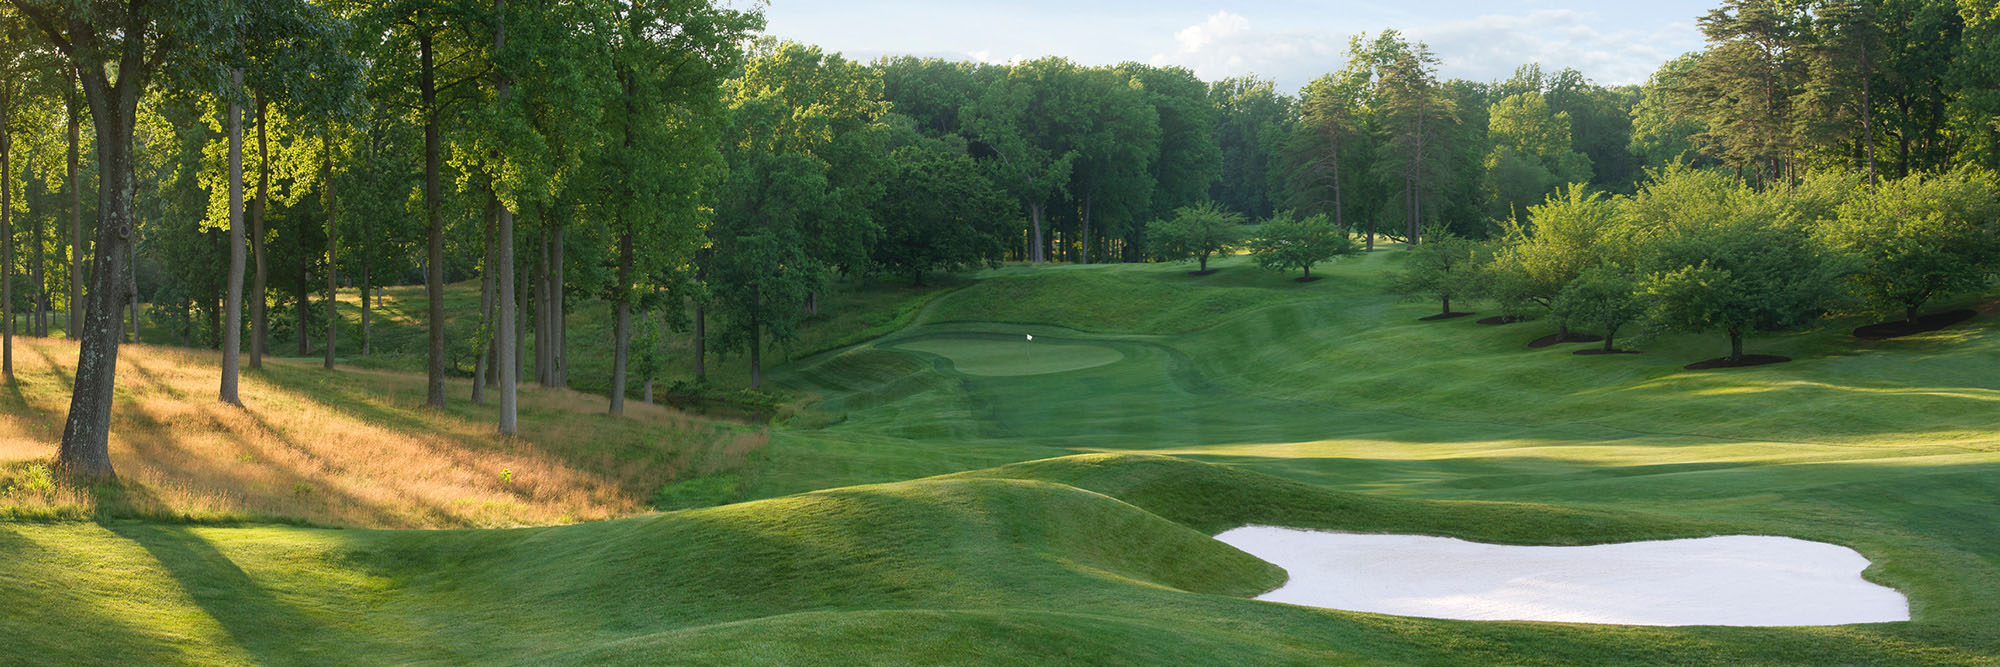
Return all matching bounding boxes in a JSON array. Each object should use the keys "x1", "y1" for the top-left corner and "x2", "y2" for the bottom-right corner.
[{"x1": 4, "y1": 248, "x2": 1998, "y2": 663}]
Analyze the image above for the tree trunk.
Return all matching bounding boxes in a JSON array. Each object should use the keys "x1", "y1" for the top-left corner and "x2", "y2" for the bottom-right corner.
[
  {"x1": 642, "y1": 379, "x2": 653, "y2": 405},
  {"x1": 1441, "y1": 295, "x2": 1450, "y2": 316},
  {"x1": 1906, "y1": 304, "x2": 1922, "y2": 324},
  {"x1": 1079, "y1": 193, "x2": 1092, "y2": 265},
  {"x1": 552, "y1": 224, "x2": 566, "y2": 387},
  {"x1": 324, "y1": 137, "x2": 338, "y2": 370},
  {"x1": 535, "y1": 222, "x2": 552, "y2": 385},
  {"x1": 359, "y1": 261, "x2": 371, "y2": 357},
  {"x1": 1728, "y1": 327, "x2": 1745, "y2": 362},
  {"x1": 1028, "y1": 202, "x2": 1046, "y2": 264},
  {"x1": 610, "y1": 226, "x2": 631, "y2": 416},
  {"x1": 66, "y1": 99, "x2": 81, "y2": 340},
  {"x1": 221, "y1": 72, "x2": 246, "y2": 406},
  {"x1": 421, "y1": 31, "x2": 447, "y2": 410},
  {"x1": 126, "y1": 240, "x2": 138, "y2": 342},
  {"x1": 1, "y1": 101, "x2": 11, "y2": 379},
  {"x1": 251, "y1": 94, "x2": 268, "y2": 368},
  {"x1": 473, "y1": 200, "x2": 496, "y2": 404},
  {"x1": 32, "y1": 186, "x2": 43, "y2": 337},
  {"x1": 295, "y1": 268, "x2": 309, "y2": 356},
  {"x1": 749, "y1": 306, "x2": 762, "y2": 389},
  {"x1": 493, "y1": 0, "x2": 518, "y2": 435},
  {"x1": 58, "y1": 67, "x2": 146, "y2": 480}
]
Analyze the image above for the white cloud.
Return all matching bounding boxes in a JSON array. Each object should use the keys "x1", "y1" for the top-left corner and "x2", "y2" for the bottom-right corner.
[
  {"x1": 1152, "y1": 8, "x2": 1703, "y2": 93},
  {"x1": 1151, "y1": 11, "x2": 1345, "y2": 89}
]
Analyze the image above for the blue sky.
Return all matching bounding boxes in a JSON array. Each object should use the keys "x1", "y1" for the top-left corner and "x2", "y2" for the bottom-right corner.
[{"x1": 756, "y1": 1, "x2": 1717, "y2": 92}]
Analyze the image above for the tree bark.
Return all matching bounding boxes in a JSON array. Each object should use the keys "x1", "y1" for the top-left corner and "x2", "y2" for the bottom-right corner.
[
  {"x1": 359, "y1": 260, "x2": 371, "y2": 356},
  {"x1": 552, "y1": 223, "x2": 566, "y2": 387},
  {"x1": 493, "y1": 0, "x2": 518, "y2": 435},
  {"x1": 56, "y1": 43, "x2": 148, "y2": 479},
  {"x1": 421, "y1": 31, "x2": 447, "y2": 410},
  {"x1": 1728, "y1": 327, "x2": 1745, "y2": 361},
  {"x1": 1, "y1": 98, "x2": 11, "y2": 379},
  {"x1": 749, "y1": 303, "x2": 762, "y2": 389},
  {"x1": 1079, "y1": 193, "x2": 1092, "y2": 265},
  {"x1": 66, "y1": 97, "x2": 81, "y2": 340},
  {"x1": 473, "y1": 200, "x2": 496, "y2": 404},
  {"x1": 221, "y1": 72, "x2": 246, "y2": 406},
  {"x1": 610, "y1": 224, "x2": 631, "y2": 416},
  {"x1": 324, "y1": 136, "x2": 338, "y2": 370},
  {"x1": 251, "y1": 93, "x2": 268, "y2": 368},
  {"x1": 1028, "y1": 202, "x2": 1046, "y2": 264}
]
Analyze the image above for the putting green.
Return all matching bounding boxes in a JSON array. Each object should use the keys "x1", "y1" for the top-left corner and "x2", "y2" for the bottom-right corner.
[{"x1": 896, "y1": 337, "x2": 1125, "y2": 376}]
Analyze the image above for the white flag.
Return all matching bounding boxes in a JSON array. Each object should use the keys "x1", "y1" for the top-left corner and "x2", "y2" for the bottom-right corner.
[{"x1": 1026, "y1": 334, "x2": 1034, "y2": 342}]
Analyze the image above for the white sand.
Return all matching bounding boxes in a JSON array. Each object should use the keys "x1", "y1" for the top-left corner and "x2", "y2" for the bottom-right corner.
[{"x1": 1214, "y1": 527, "x2": 1909, "y2": 626}]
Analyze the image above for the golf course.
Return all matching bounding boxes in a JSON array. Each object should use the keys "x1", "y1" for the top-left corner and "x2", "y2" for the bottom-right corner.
[
  {"x1": 5, "y1": 0, "x2": 2000, "y2": 663},
  {"x1": 1, "y1": 250, "x2": 1994, "y2": 664}
]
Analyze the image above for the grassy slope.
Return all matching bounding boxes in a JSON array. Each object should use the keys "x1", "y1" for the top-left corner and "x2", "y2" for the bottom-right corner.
[
  {"x1": 0, "y1": 338, "x2": 761, "y2": 528},
  {"x1": 4, "y1": 249, "x2": 1997, "y2": 663},
  {"x1": 135, "y1": 273, "x2": 963, "y2": 399}
]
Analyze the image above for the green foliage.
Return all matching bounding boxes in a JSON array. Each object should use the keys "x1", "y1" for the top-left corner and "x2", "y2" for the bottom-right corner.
[
  {"x1": 1638, "y1": 187, "x2": 1846, "y2": 359},
  {"x1": 1486, "y1": 185, "x2": 1619, "y2": 319},
  {"x1": 1483, "y1": 92, "x2": 1593, "y2": 218},
  {"x1": 1553, "y1": 264, "x2": 1648, "y2": 349},
  {"x1": 1209, "y1": 77, "x2": 1291, "y2": 220},
  {"x1": 871, "y1": 140, "x2": 1020, "y2": 284},
  {"x1": 1818, "y1": 168, "x2": 2000, "y2": 320},
  {"x1": 1144, "y1": 202, "x2": 1245, "y2": 272},
  {"x1": 1247, "y1": 212, "x2": 1356, "y2": 280},
  {"x1": 1388, "y1": 230, "x2": 1487, "y2": 314}
]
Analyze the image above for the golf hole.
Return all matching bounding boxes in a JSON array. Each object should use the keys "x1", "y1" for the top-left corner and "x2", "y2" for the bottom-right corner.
[
  {"x1": 896, "y1": 337, "x2": 1125, "y2": 377},
  {"x1": 1215, "y1": 527, "x2": 1910, "y2": 627}
]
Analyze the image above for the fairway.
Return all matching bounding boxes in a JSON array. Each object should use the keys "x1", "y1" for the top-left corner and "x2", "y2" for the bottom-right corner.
[
  {"x1": 5, "y1": 1, "x2": 2000, "y2": 660},
  {"x1": 895, "y1": 336, "x2": 1126, "y2": 376}
]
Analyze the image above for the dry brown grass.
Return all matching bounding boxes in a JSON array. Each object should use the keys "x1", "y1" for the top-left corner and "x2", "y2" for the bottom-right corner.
[{"x1": 0, "y1": 338, "x2": 765, "y2": 528}]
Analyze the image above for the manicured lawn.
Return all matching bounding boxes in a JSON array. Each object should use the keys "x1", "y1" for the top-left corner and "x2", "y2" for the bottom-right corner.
[{"x1": 4, "y1": 249, "x2": 1997, "y2": 663}]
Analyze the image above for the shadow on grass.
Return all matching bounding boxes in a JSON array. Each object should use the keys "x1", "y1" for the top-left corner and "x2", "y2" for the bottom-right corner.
[{"x1": 100, "y1": 520, "x2": 346, "y2": 664}]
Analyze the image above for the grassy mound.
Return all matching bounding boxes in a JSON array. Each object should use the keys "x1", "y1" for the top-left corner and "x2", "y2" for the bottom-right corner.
[
  {"x1": 0, "y1": 466, "x2": 1288, "y2": 664},
  {"x1": 896, "y1": 336, "x2": 1125, "y2": 376}
]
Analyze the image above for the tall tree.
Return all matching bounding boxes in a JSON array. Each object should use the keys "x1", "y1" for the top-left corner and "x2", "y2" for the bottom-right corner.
[
  {"x1": 1368, "y1": 32, "x2": 1455, "y2": 245},
  {"x1": 5, "y1": 0, "x2": 256, "y2": 477},
  {"x1": 1209, "y1": 76, "x2": 1290, "y2": 220},
  {"x1": 599, "y1": 0, "x2": 758, "y2": 416},
  {"x1": 961, "y1": 57, "x2": 1082, "y2": 264}
]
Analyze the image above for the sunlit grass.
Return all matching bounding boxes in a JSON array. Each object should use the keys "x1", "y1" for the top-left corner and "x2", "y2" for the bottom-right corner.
[{"x1": 0, "y1": 337, "x2": 762, "y2": 528}]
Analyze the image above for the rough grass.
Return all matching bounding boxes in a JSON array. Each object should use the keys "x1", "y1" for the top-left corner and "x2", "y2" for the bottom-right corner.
[
  {"x1": 0, "y1": 338, "x2": 763, "y2": 528},
  {"x1": 137, "y1": 273, "x2": 963, "y2": 398}
]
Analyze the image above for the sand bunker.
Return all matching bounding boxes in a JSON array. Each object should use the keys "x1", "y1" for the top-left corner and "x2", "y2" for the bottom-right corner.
[
  {"x1": 1214, "y1": 527, "x2": 1908, "y2": 626},
  {"x1": 895, "y1": 338, "x2": 1124, "y2": 377}
]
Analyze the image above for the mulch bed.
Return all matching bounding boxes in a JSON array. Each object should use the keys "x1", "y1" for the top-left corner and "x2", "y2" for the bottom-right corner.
[
  {"x1": 1419, "y1": 312, "x2": 1476, "y2": 322},
  {"x1": 1294, "y1": 276, "x2": 1323, "y2": 283},
  {"x1": 1574, "y1": 348, "x2": 1643, "y2": 356},
  {"x1": 1478, "y1": 315, "x2": 1530, "y2": 326},
  {"x1": 1684, "y1": 354, "x2": 1791, "y2": 370},
  {"x1": 1853, "y1": 310, "x2": 1976, "y2": 341},
  {"x1": 1187, "y1": 269, "x2": 1220, "y2": 277},
  {"x1": 1527, "y1": 333, "x2": 1604, "y2": 349}
]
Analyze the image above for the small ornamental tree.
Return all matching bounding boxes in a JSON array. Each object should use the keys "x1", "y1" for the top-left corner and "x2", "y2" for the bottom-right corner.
[
  {"x1": 1248, "y1": 212, "x2": 1356, "y2": 281},
  {"x1": 1389, "y1": 228, "x2": 1487, "y2": 316},
  {"x1": 1640, "y1": 197, "x2": 1845, "y2": 363},
  {"x1": 1553, "y1": 264, "x2": 1647, "y2": 352},
  {"x1": 1145, "y1": 202, "x2": 1245, "y2": 273},
  {"x1": 1484, "y1": 185, "x2": 1618, "y2": 331},
  {"x1": 1818, "y1": 169, "x2": 2000, "y2": 322}
]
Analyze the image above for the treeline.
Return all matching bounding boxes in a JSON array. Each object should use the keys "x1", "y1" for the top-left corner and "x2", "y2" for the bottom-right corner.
[
  {"x1": 1393, "y1": 167, "x2": 2000, "y2": 363},
  {"x1": 4, "y1": 0, "x2": 1999, "y2": 478}
]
